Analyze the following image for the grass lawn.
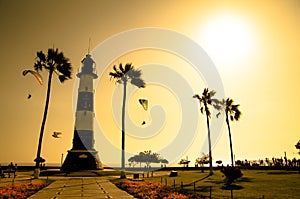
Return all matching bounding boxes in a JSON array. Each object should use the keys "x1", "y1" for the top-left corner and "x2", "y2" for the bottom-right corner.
[
  {"x1": 135, "y1": 169, "x2": 300, "y2": 198},
  {"x1": 0, "y1": 171, "x2": 50, "y2": 187}
]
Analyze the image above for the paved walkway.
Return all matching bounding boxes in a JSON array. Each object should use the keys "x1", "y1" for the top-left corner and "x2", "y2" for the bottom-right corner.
[
  {"x1": 28, "y1": 177, "x2": 135, "y2": 199},
  {"x1": 0, "y1": 171, "x2": 135, "y2": 199}
]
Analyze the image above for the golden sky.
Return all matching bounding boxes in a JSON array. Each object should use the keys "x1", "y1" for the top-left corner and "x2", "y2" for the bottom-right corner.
[{"x1": 0, "y1": 0, "x2": 299, "y2": 166}]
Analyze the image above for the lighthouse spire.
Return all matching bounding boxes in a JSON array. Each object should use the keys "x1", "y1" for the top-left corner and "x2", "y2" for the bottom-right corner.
[{"x1": 88, "y1": 37, "x2": 91, "y2": 54}]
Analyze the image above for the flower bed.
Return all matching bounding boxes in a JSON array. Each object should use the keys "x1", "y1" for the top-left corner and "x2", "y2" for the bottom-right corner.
[
  {"x1": 0, "y1": 183, "x2": 46, "y2": 199},
  {"x1": 115, "y1": 180, "x2": 208, "y2": 199}
]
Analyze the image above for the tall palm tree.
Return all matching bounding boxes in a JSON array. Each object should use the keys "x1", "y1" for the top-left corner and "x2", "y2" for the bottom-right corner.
[
  {"x1": 216, "y1": 98, "x2": 241, "y2": 166},
  {"x1": 193, "y1": 88, "x2": 217, "y2": 175},
  {"x1": 33, "y1": 48, "x2": 72, "y2": 178},
  {"x1": 109, "y1": 63, "x2": 145, "y2": 178}
]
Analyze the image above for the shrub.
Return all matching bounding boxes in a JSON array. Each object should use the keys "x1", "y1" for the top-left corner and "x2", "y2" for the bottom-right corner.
[
  {"x1": 221, "y1": 166, "x2": 243, "y2": 184},
  {"x1": 115, "y1": 180, "x2": 208, "y2": 199}
]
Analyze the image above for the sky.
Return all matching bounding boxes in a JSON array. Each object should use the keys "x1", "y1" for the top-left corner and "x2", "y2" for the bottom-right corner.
[{"x1": 0, "y1": 0, "x2": 299, "y2": 167}]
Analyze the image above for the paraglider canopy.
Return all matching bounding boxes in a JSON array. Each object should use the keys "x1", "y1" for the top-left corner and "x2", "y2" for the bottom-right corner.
[
  {"x1": 52, "y1": 132, "x2": 62, "y2": 138},
  {"x1": 22, "y1": 70, "x2": 43, "y2": 85},
  {"x1": 139, "y1": 99, "x2": 148, "y2": 111}
]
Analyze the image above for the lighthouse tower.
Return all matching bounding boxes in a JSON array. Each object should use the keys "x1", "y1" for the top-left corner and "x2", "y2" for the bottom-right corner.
[{"x1": 62, "y1": 54, "x2": 102, "y2": 170}]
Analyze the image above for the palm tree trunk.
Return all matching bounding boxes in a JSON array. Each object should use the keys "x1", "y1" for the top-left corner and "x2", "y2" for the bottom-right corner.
[
  {"x1": 226, "y1": 113, "x2": 234, "y2": 166},
  {"x1": 121, "y1": 81, "x2": 127, "y2": 178},
  {"x1": 34, "y1": 69, "x2": 53, "y2": 178},
  {"x1": 205, "y1": 108, "x2": 213, "y2": 175}
]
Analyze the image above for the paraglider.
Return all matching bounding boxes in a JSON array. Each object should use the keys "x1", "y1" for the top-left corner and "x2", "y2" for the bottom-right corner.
[
  {"x1": 52, "y1": 131, "x2": 62, "y2": 138},
  {"x1": 22, "y1": 70, "x2": 43, "y2": 85},
  {"x1": 27, "y1": 94, "x2": 32, "y2": 99},
  {"x1": 139, "y1": 99, "x2": 148, "y2": 126},
  {"x1": 139, "y1": 99, "x2": 148, "y2": 111}
]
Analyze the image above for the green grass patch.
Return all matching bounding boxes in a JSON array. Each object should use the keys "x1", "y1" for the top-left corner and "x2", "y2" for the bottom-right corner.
[{"x1": 126, "y1": 169, "x2": 300, "y2": 198}]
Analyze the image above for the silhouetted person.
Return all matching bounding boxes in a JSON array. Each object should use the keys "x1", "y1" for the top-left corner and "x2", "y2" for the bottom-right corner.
[
  {"x1": 14, "y1": 163, "x2": 17, "y2": 177},
  {"x1": 8, "y1": 162, "x2": 14, "y2": 178},
  {"x1": 0, "y1": 164, "x2": 4, "y2": 178}
]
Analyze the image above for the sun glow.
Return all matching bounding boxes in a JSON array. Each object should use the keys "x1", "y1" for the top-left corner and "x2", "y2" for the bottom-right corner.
[{"x1": 197, "y1": 13, "x2": 256, "y2": 66}]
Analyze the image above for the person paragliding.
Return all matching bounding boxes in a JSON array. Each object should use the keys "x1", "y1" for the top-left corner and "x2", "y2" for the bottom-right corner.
[
  {"x1": 22, "y1": 70, "x2": 43, "y2": 99},
  {"x1": 52, "y1": 131, "x2": 62, "y2": 138},
  {"x1": 139, "y1": 99, "x2": 148, "y2": 125}
]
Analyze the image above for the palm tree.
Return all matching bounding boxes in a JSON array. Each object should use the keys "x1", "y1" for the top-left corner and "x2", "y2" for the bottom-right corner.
[
  {"x1": 216, "y1": 98, "x2": 241, "y2": 166},
  {"x1": 193, "y1": 88, "x2": 217, "y2": 175},
  {"x1": 109, "y1": 63, "x2": 145, "y2": 178},
  {"x1": 33, "y1": 48, "x2": 72, "y2": 178}
]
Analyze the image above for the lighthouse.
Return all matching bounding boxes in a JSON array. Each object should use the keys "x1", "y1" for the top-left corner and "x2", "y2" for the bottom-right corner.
[{"x1": 62, "y1": 54, "x2": 102, "y2": 170}]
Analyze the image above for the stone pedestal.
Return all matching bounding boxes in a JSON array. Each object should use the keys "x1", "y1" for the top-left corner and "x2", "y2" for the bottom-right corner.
[{"x1": 62, "y1": 149, "x2": 102, "y2": 171}]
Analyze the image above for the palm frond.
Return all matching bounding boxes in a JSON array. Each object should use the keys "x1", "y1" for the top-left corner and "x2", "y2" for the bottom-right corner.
[
  {"x1": 56, "y1": 60, "x2": 72, "y2": 80},
  {"x1": 202, "y1": 88, "x2": 209, "y2": 96},
  {"x1": 58, "y1": 75, "x2": 67, "y2": 83},
  {"x1": 127, "y1": 69, "x2": 142, "y2": 79},
  {"x1": 109, "y1": 72, "x2": 123, "y2": 81},
  {"x1": 226, "y1": 98, "x2": 234, "y2": 107},
  {"x1": 207, "y1": 99, "x2": 212, "y2": 105},
  {"x1": 232, "y1": 104, "x2": 239, "y2": 110},
  {"x1": 124, "y1": 63, "x2": 133, "y2": 72},
  {"x1": 109, "y1": 72, "x2": 118, "y2": 78},
  {"x1": 131, "y1": 78, "x2": 145, "y2": 88},
  {"x1": 34, "y1": 61, "x2": 43, "y2": 71},
  {"x1": 113, "y1": 65, "x2": 118, "y2": 73},
  {"x1": 209, "y1": 90, "x2": 216, "y2": 98},
  {"x1": 225, "y1": 97, "x2": 242, "y2": 121},
  {"x1": 119, "y1": 63, "x2": 125, "y2": 73},
  {"x1": 112, "y1": 65, "x2": 125, "y2": 78},
  {"x1": 211, "y1": 98, "x2": 220, "y2": 104},
  {"x1": 213, "y1": 104, "x2": 222, "y2": 110},
  {"x1": 34, "y1": 51, "x2": 46, "y2": 71},
  {"x1": 200, "y1": 107, "x2": 204, "y2": 114},
  {"x1": 234, "y1": 109, "x2": 241, "y2": 121},
  {"x1": 54, "y1": 51, "x2": 64, "y2": 64},
  {"x1": 193, "y1": 94, "x2": 201, "y2": 100},
  {"x1": 36, "y1": 51, "x2": 46, "y2": 62},
  {"x1": 47, "y1": 48, "x2": 57, "y2": 63}
]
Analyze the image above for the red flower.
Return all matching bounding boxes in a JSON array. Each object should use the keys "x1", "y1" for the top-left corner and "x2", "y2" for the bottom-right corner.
[{"x1": 0, "y1": 183, "x2": 46, "y2": 198}]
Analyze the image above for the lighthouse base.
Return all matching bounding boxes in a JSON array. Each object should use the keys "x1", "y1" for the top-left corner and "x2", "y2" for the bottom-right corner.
[{"x1": 61, "y1": 149, "x2": 102, "y2": 171}]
